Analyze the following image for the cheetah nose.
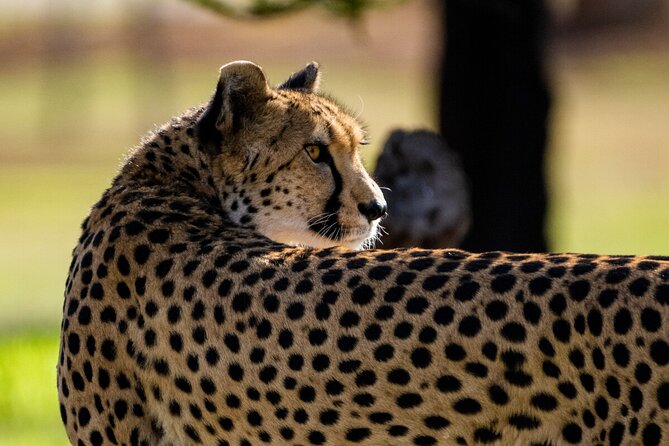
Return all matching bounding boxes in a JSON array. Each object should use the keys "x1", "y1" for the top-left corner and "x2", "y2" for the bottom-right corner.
[{"x1": 358, "y1": 200, "x2": 387, "y2": 222}]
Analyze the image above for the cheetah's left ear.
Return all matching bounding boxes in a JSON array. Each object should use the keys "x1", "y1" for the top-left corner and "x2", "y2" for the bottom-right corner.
[
  {"x1": 277, "y1": 62, "x2": 320, "y2": 93},
  {"x1": 196, "y1": 61, "x2": 271, "y2": 154}
]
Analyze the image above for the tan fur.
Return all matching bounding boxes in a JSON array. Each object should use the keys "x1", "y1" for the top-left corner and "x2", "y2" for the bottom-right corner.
[{"x1": 58, "y1": 62, "x2": 669, "y2": 446}]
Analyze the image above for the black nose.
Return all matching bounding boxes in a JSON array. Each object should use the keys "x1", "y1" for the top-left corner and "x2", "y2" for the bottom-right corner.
[{"x1": 358, "y1": 200, "x2": 387, "y2": 222}]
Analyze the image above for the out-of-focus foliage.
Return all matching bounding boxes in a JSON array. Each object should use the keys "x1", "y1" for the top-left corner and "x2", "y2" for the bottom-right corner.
[{"x1": 185, "y1": 0, "x2": 404, "y2": 19}]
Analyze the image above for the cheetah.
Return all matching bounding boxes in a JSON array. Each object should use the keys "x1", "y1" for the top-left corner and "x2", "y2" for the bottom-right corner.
[{"x1": 59, "y1": 61, "x2": 669, "y2": 446}]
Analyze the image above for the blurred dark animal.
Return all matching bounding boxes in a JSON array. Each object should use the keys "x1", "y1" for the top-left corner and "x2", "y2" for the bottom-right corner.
[{"x1": 373, "y1": 129, "x2": 470, "y2": 249}]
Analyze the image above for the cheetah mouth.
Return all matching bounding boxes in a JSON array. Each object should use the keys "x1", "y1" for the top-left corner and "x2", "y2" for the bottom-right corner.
[
  {"x1": 307, "y1": 213, "x2": 377, "y2": 249},
  {"x1": 306, "y1": 211, "x2": 343, "y2": 240},
  {"x1": 262, "y1": 213, "x2": 377, "y2": 250}
]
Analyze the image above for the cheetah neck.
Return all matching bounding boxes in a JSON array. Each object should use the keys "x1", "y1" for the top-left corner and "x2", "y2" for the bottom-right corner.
[{"x1": 116, "y1": 109, "x2": 223, "y2": 212}]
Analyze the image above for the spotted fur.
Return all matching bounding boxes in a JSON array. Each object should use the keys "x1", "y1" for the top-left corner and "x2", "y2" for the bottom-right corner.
[{"x1": 59, "y1": 61, "x2": 669, "y2": 446}]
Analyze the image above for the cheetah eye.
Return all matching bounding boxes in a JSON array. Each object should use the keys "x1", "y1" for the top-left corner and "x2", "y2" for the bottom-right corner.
[{"x1": 305, "y1": 144, "x2": 326, "y2": 163}]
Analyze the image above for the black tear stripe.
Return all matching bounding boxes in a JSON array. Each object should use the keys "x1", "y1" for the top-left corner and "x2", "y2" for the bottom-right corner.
[{"x1": 308, "y1": 148, "x2": 343, "y2": 241}]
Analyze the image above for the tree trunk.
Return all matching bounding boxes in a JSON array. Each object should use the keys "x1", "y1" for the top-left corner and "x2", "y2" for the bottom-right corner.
[{"x1": 440, "y1": 0, "x2": 551, "y2": 252}]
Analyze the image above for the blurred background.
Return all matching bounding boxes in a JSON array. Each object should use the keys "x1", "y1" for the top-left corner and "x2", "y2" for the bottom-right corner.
[{"x1": 1, "y1": 0, "x2": 668, "y2": 444}]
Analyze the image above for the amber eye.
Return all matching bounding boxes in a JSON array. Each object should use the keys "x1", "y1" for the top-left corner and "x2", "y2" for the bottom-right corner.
[{"x1": 305, "y1": 145, "x2": 321, "y2": 162}]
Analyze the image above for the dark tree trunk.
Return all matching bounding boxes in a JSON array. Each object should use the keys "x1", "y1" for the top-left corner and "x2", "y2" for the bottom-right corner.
[{"x1": 440, "y1": 0, "x2": 551, "y2": 253}]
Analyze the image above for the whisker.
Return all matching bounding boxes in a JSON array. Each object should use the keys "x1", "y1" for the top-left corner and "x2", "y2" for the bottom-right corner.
[{"x1": 354, "y1": 95, "x2": 365, "y2": 120}]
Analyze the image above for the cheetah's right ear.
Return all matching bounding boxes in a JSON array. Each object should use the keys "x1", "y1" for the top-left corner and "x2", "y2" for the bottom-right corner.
[
  {"x1": 196, "y1": 61, "x2": 271, "y2": 154},
  {"x1": 277, "y1": 62, "x2": 320, "y2": 93}
]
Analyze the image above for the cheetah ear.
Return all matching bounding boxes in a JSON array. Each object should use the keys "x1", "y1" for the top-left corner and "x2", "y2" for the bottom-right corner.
[
  {"x1": 277, "y1": 62, "x2": 320, "y2": 93},
  {"x1": 196, "y1": 61, "x2": 271, "y2": 154}
]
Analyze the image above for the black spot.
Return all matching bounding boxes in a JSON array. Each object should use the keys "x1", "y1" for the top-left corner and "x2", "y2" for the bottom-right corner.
[
  {"x1": 531, "y1": 393, "x2": 558, "y2": 411},
  {"x1": 228, "y1": 363, "x2": 244, "y2": 381},
  {"x1": 232, "y1": 292, "x2": 252, "y2": 313},
  {"x1": 77, "y1": 407, "x2": 91, "y2": 426},
  {"x1": 424, "y1": 416, "x2": 450, "y2": 430},
  {"x1": 419, "y1": 327, "x2": 437, "y2": 344},
  {"x1": 101, "y1": 339, "x2": 116, "y2": 361},
  {"x1": 452, "y1": 398, "x2": 481, "y2": 414},
  {"x1": 394, "y1": 322, "x2": 413, "y2": 339},
  {"x1": 491, "y1": 274, "x2": 516, "y2": 293},
  {"x1": 571, "y1": 262, "x2": 596, "y2": 275},
  {"x1": 436, "y1": 375, "x2": 461, "y2": 393},
  {"x1": 558, "y1": 382, "x2": 577, "y2": 399},
  {"x1": 422, "y1": 274, "x2": 449, "y2": 291},
  {"x1": 369, "y1": 265, "x2": 392, "y2": 281},
  {"x1": 465, "y1": 362, "x2": 488, "y2": 377},
  {"x1": 523, "y1": 301, "x2": 541, "y2": 324},
  {"x1": 286, "y1": 302, "x2": 305, "y2": 320},
  {"x1": 388, "y1": 425, "x2": 408, "y2": 437},
  {"x1": 337, "y1": 335, "x2": 358, "y2": 352},
  {"x1": 325, "y1": 379, "x2": 344, "y2": 396},
  {"x1": 613, "y1": 343, "x2": 630, "y2": 367},
  {"x1": 397, "y1": 393, "x2": 423, "y2": 408},
  {"x1": 485, "y1": 300, "x2": 508, "y2": 321},
  {"x1": 569, "y1": 349, "x2": 585, "y2": 369},
  {"x1": 548, "y1": 295, "x2": 567, "y2": 318},
  {"x1": 345, "y1": 428, "x2": 371, "y2": 442},
  {"x1": 528, "y1": 277, "x2": 552, "y2": 295},
  {"x1": 411, "y1": 348, "x2": 432, "y2": 369},
  {"x1": 562, "y1": 423, "x2": 582, "y2": 444},
  {"x1": 434, "y1": 305, "x2": 454, "y2": 325},
  {"x1": 488, "y1": 385, "x2": 508, "y2": 405},
  {"x1": 295, "y1": 279, "x2": 313, "y2": 294},
  {"x1": 650, "y1": 340, "x2": 669, "y2": 366},
  {"x1": 606, "y1": 267, "x2": 630, "y2": 284},
  {"x1": 508, "y1": 413, "x2": 540, "y2": 430},
  {"x1": 148, "y1": 228, "x2": 170, "y2": 244},
  {"x1": 454, "y1": 281, "x2": 479, "y2": 301},
  {"x1": 635, "y1": 362, "x2": 652, "y2": 384},
  {"x1": 175, "y1": 376, "x2": 192, "y2": 394},
  {"x1": 641, "y1": 308, "x2": 661, "y2": 332},
  {"x1": 308, "y1": 431, "x2": 326, "y2": 445},
  {"x1": 406, "y1": 297, "x2": 429, "y2": 314},
  {"x1": 587, "y1": 309, "x2": 603, "y2": 336},
  {"x1": 474, "y1": 427, "x2": 501, "y2": 443},
  {"x1": 599, "y1": 288, "x2": 618, "y2": 308},
  {"x1": 613, "y1": 308, "x2": 633, "y2": 335},
  {"x1": 445, "y1": 343, "x2": 466, "y2": 361},
  {"x1": 606, "y1": 376, "x2": 621, "y2": 398},
  {"x1": 124, "y1": 220, "x2": 145, "y2": 236},
  {"x1": 409, "y1": 257, "x2": 434, "y2": 271},
  {"x1": 89, "y1": 431, "x2": 103, "y2": 446},
  {"x1": 68, "y1": 333, "x2": 80, "y2": 355},
  {"x1": 656, "y1": 284, "x2": 669, "y2": 305},
  {"x1": 352, "y1": 285, "x2": 374, "y2": 305},
  {"x1": 609, "y1": 422, "x2": 625, "y2": 446},
  {"x1": 642, "y1": 423, "x2": 662, "y2": 445},
  {"x1": 116, "y1": 282, "x2": 131, "y2": 299},
  {"x1": 552, "y1": 319, "x2": 571, "y2": 343},
  {"x1": 458, "y1": 316, "x2": 481, "y2": 337},
  {"x1": 568, "y1": 280, "x2": 590, "y2": 301},
  {"x1": 594, "y1": 396, "x2": 609, "y2": 420},
  {"x1": 501, "y1": 322, "x2": 526, "y2": 343},
  {"x1": 413, "y1": 435, "x2": 437, "y2": 445},
  {"x1": 629, "y1": 277, "x2": 650, "y2": 296}
]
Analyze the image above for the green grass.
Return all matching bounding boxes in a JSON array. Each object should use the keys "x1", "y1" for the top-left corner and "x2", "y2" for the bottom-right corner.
[
  {"x1": 0, "y1": 165, "x2": 114, "y2": 330},
  {"x1": 548, "y1": 51, "x2": 669, "y2": 254},
  {"x1": 0, "y1": 331, "x2": 69, "y2": 446}
]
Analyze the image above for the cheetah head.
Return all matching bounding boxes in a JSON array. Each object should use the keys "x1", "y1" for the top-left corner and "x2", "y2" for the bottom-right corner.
[{"x1": 196, "y1": 61, "x2": 386, "y2": 250}]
